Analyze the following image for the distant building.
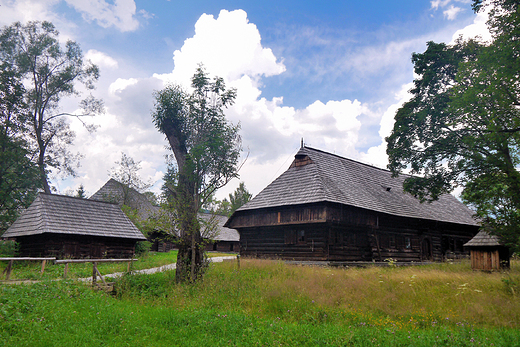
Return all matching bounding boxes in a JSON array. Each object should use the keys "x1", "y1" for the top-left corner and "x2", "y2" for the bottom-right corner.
[
  {"x1": 225, "y1": 146, "x2": 479, "y2": 263},
  {"x1": 2, "y1": 193, "x2": 146, "y2": 258},
  {"x1": 91, "y1": 179, "x2": 239, "y2": 253}
]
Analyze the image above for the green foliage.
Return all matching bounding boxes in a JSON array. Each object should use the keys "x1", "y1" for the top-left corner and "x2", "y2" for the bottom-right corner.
[
  {"x1": 0, "y1": 62, "x2": 41, "y2": 233},
  {"x1": 0, "y1": 21, "x2": 103, "y2": 193},
  {"x1": 0, "y1": 240, "x2": 18, "y2": 256},
  {"x1": 109, "y1": 152, "x2": 153, "y2": 194},
  {"x1": 152, "y1": 65, "x2": 241, "y2": 282},
  {"x1": 386, "y1": 0, "x2": 520, "y2": 250},
  {"x1": 134, "y1": 241, "x2": 152, "y2": 256},
  {"x1": 215, "y1": 181, "x2": 252, "y2": 216}
]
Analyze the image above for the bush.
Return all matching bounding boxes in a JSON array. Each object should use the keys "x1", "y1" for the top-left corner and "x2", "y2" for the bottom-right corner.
[
  {"x1": 0, "y1": 240, "x2": 18, "y2": 256},
  {"x1": 135, "y1": 241, "x2": 152, "y2": 256}
]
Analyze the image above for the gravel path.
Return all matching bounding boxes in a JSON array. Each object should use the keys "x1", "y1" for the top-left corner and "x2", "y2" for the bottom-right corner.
[{"x1": 81, "y1": 255, "x2": 237, "y2": 282}]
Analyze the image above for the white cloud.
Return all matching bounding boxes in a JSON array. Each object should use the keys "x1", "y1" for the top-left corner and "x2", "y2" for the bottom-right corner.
[
  {"x1": 361, "y1": 82, "x2": 413, "y2": 168},
  {"x1": 85, "y1": 49, "x2": 119, "y2": 69},
  {"x1": 155, "y1": 9, "x2": 285, "y2": 88},
  {"x1": 431, "y1": 0, "x2": 452, "y2": 11},
  {"x1": 444, "y1": 5, "x2": 463, "y2": 20},
  {"x1": 64, "y1": 0, "x2": 140, "y2": 32},
  {"x1": 0, "y1": 0, "x2": 61, "y2": 24},
  {"x1": 450, "y1": 5, "x2": 491, "y2": 42}
]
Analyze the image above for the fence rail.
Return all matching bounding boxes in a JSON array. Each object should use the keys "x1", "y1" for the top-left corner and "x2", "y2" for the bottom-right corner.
[
  {"x1": 54, "y1": 258, "x2": 138, "y2": 286},
  {"x1": 0, "y1": 257, "x2": 56, "y2": 280}
]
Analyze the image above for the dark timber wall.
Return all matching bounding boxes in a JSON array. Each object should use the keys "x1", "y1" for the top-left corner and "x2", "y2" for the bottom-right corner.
[
  {"x1": 230, "y1": 202, "x2": 477, "y2": 262},
  {"x1": 15, "y1": 234, "x2": 138, "y2": 259}
]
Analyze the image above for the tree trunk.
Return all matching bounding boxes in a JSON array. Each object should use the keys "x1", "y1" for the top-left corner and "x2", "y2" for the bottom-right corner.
[{"x1": 173, "y1": 171, "x2": 206, "y2": 283}]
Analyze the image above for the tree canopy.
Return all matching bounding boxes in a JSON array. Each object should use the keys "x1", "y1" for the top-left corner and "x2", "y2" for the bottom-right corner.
[
  {"x1": 0, "y1": 62, "x2": 40, "y2": 233},
  {"x1": 0, "y1": 21, "x2": 104, "y2": 193},
  {"x1": 386, "y1": 0, "x2": 520, "y2": 250},
  {"x1": 152, "y1": 66, "x2": 241, "y2": 282}
]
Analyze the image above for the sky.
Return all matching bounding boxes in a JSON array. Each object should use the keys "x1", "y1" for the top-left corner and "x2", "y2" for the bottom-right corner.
[{"x1": 0, "y1": 0, "x2": 492, "y2": 200}]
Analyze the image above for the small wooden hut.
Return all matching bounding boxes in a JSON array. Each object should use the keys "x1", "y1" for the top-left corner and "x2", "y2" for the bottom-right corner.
[
  {"x1": 464, "y1": 231, "x2": 510, "y2": 270},
  {"x1": 2, "y1": 193, "x2": 146, "y2": 258},
  {"x1": 201, "y1": 213, "x2": 240, "y2": 253}
]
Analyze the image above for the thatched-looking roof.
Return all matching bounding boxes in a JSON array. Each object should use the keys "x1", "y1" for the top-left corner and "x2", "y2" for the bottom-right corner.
[
  {"x1": 200, "y1": 213, "x2": 239, "y2": 242},
  {"x1": 230, "y1": 146, "x2": 478, "y2": 226},
  {"x1": 90, "y1": 178, "x2": 160, "y2": 220},
  {"x1": 91, "y1": 179, "x2": 239, "y2": 242},
  {"x1": 464, "y1": 231, "x2": 503, "y2": 247},
  {"x1": 2, "y1": 193, "x2": 146, "y2": 240}
]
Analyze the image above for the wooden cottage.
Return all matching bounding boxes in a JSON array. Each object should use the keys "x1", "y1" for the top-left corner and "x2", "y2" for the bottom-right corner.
[
  {"x1": 91, "y1": 179, "x2": 240, "y2": 252},
  {"x1": 201, "y1": 213, "x2": 240, "y2": 253},
  {"x1": 225, "y1": 146, "x2": 479, "y2": 263},
  {"x1": 464, "y1": 231, "x2": 510, "y2": 270},
  {"x1": 2, "y1": 193, "x2": 146, "y2": 258}
]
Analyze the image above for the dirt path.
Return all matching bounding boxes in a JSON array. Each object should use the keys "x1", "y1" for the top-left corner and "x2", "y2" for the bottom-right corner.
[{"x1": 79, "y1": 255, "x2": 237, "y2": 282}]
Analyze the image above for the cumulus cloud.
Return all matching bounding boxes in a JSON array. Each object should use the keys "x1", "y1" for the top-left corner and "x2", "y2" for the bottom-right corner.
[
  {"x1": 155, "y1": 9, "x2": 285, "y2": 88},
  {"x1": 362, "y1": 83, "x2": 413, "y2": 168},
  {"x1": 64, "y1": 0, "x2": 140, "y2": 32},
  {"x1": 85, "y1": 49, "x2": 119, "y2": 69},
  {"x1": 450, "y1": 5, "x2": 491, "y2": 42}
]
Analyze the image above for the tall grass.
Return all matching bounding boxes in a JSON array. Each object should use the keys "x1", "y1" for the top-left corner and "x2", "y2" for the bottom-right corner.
[
  {"x1": 117, "y1": 259, "x2": 520, "y2": 328},
  {"x1": 1, "y1": 259, "x2": 519, "y2": 346}
]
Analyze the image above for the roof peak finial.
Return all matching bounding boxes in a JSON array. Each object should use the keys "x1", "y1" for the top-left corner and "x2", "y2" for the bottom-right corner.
[{"x1": 301, "y1": 138, "x2": 304, "y2": 148}]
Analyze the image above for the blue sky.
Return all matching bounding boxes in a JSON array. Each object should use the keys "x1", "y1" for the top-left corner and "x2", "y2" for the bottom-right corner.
[{"x1": 0, "y1": 0, "x2": 490, "y2": 199}]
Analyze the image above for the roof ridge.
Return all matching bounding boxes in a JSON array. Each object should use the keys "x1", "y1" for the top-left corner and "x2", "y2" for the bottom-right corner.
[{"x1": 303, "y1": 146, "x2": 397, "y2": 175}]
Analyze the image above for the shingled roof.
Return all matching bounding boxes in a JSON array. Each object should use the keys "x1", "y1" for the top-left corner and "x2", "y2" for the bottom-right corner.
[
  {"x1": 200, "y1": 213, "x2": 239, "y2": 242},
  {"x1": 90, "y1": 178, "x2": 160, "y2": 220},
  {"x1": 236, "y1": 146, "x2": 478, "y2": 226},
  {"x1": 3, "y1": 193, "x2": 146, "y2": 240},
  {"x1": 464, "y1": 231, "x2": 502, "y2": 247}
]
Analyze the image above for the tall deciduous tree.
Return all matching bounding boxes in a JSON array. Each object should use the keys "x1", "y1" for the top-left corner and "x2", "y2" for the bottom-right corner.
[
  {"x1": 0, "y1": 62, "x2": 40, "y2": 233},
  {"x1": 0, "y1": 21, "x2": 104, "y2": 193},
  {"x1": 386, "y1": 0, "x2": 520, "y2": 250},
  {"x1": 152, "y1": 66, "x2": 241, "y2": 283}
]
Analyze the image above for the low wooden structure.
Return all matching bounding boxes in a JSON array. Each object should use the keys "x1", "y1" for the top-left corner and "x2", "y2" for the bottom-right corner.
[
  {"x1": 225, "y1": 146, "x2": 479, "y2": 263},
  {"x1": 201, "y1": 213, "x2": 240, "y2": 253},
  {"x1": 55, "y1": 258, "x2": 137, "y2": 287},
  {"x1": 464, "y1": 231, "x2": 510, "y2": 270},
  {"x1": 2, "y1": 193, "x2": 146, "y2": 259},
  {"x1": 0, "y1": 257, "x2": 56, "y2": 280}
]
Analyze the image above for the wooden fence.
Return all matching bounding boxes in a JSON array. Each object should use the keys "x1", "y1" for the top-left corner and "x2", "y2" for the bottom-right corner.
[
  {"x1": 0, "y1": 257, "x2": 56, "y2": 280},
  {"x1": 54, "y1": 258, "x2": 138, "y2": 287}
]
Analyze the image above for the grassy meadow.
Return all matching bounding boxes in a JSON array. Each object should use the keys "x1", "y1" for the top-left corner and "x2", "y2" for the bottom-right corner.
[{"x1": 0, "y1": 257, "x2": 519, "y2": 346}]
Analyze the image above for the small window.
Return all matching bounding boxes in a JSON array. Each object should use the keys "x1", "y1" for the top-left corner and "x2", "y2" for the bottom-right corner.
[
  {"x1": 297, "y1": 230, "x2": 305, "y2": 243},
  {"x1": 389, "y1": 235, "x2": 396, "y2": 248},
  {"x1": 405, "y1": 237, "x2": 411, "y2": 249},
  {"x1": 285, "y1": 230, "x2": 297, "y2": 245}
]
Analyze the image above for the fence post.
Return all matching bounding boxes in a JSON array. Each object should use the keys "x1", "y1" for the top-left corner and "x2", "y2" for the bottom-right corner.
[
  {"x1": 92, "y1": 262, "x2": 97, "y2": 284},
  {"x1": 40, "y1": 259, "x2": 47, "y2": 275}
]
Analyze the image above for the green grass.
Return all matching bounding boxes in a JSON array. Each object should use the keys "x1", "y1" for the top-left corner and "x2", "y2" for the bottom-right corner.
[
  {"x1": 0, "y1": 251, "x2": 233, "y2": 281},
  {"x1": 0, "y1": 259, "x2": 519, "y2": 346}
]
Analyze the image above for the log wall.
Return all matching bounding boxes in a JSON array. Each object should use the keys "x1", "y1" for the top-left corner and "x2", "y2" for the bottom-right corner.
[
  {"x1": 232, "y1": 202, "x2": 478, "y2": 262},
  {"x1": 15, "y1": 234, "x2": 138, "y2": 259}
]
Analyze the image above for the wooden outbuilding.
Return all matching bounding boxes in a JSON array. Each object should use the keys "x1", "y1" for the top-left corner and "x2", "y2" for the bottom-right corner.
[
  {"x1": 90, "y1": 179, "x2": 240, "y2": 252},
  {"x1": 201, "y1": 213, "x2": 240, "y2": 253},
  {"x1": 225, "y1": 146, "x2": 479, "y2": 263},
  {"x1": 464, "y1": 231, "x2": 510, "y2": 270},
  {"x1": 2, "y1": 193, "x2": 146, "y2": 258}
]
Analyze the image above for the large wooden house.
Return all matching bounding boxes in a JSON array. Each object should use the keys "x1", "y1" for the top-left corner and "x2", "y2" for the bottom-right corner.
[
  {"x1": 2, "y1": 193, "x2": 146, "y2": 258},
  {"x1": 225, "y1": 146, "x2": 479, "y2": 263}
]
